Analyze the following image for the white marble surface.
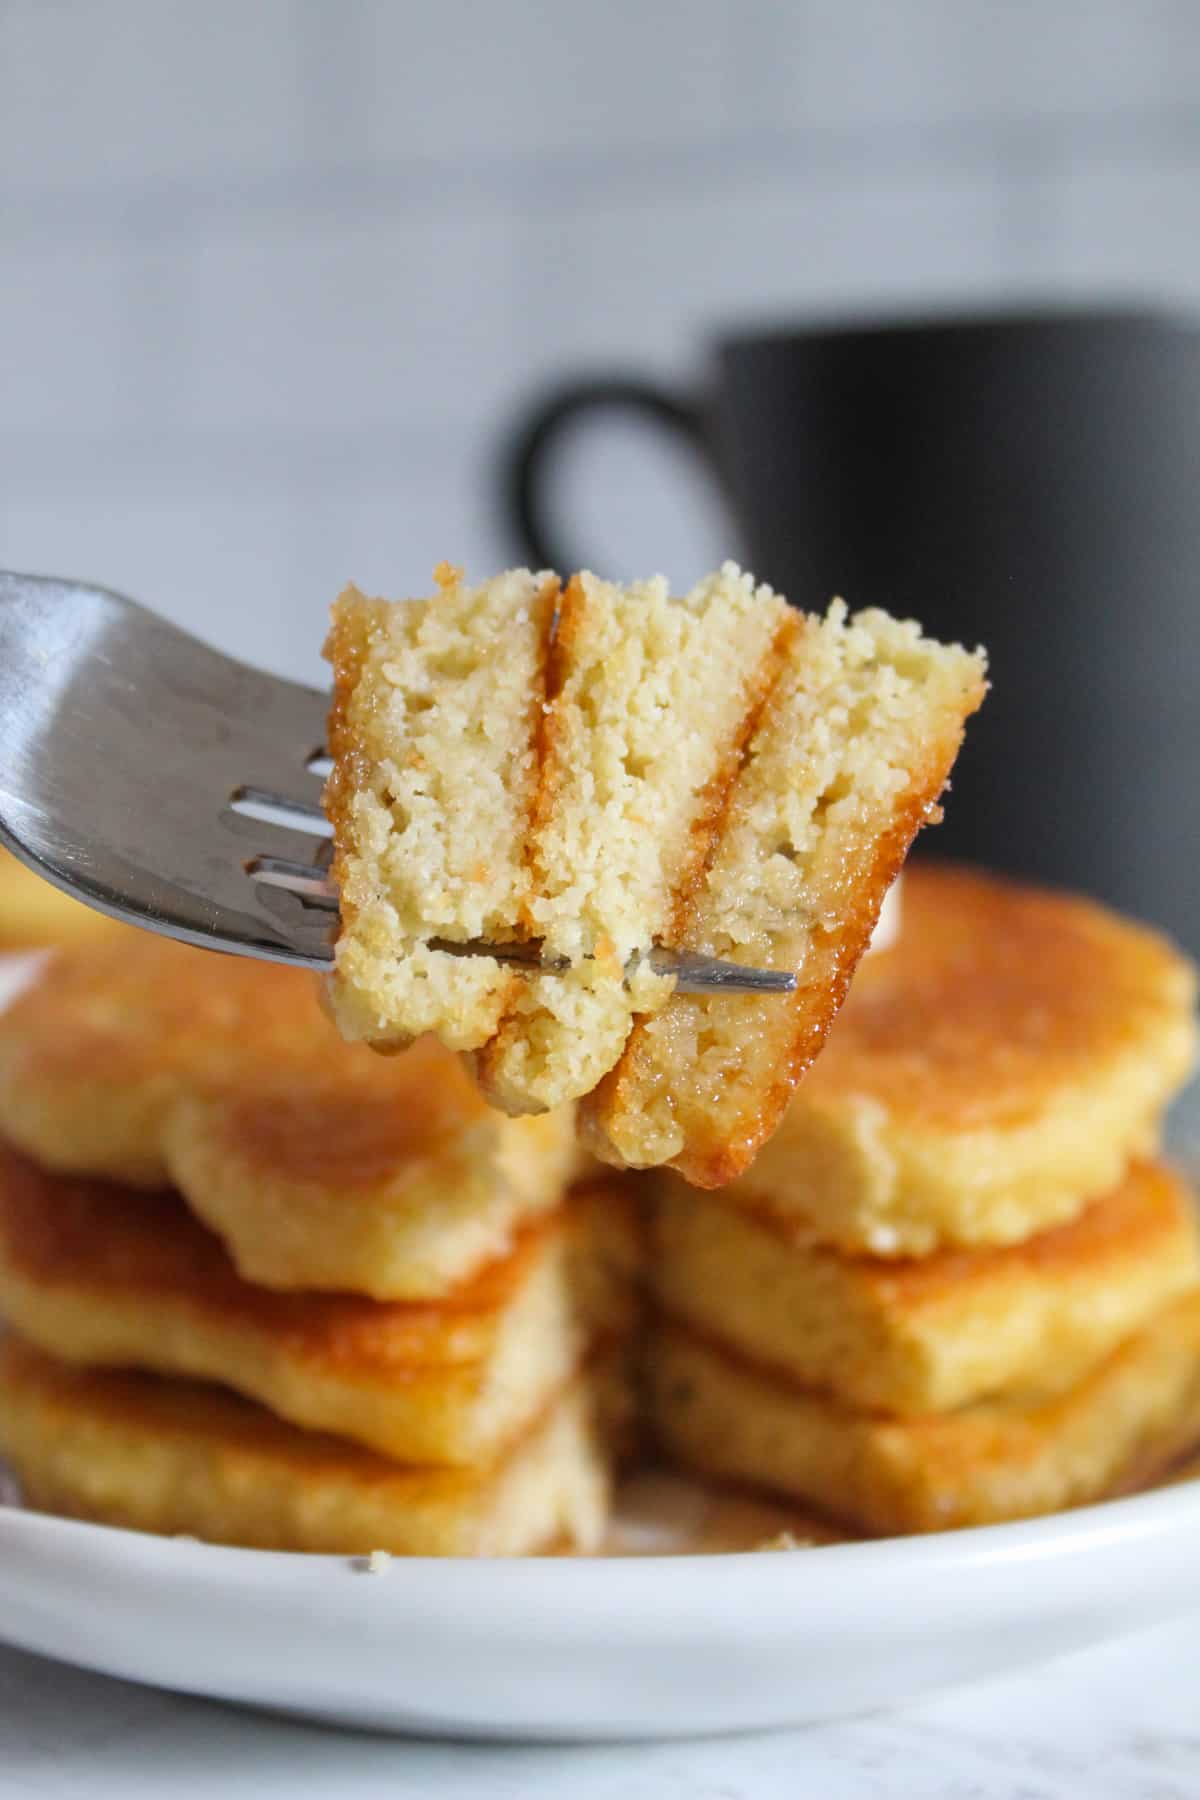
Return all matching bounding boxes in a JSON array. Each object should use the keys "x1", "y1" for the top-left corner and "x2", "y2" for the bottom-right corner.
[{"x1": 2, "y1": 1615, "x2": 1199, "y2": 1799}]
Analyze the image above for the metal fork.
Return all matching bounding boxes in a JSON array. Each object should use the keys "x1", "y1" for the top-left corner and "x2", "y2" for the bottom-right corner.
[{"x1": 0, "y1": 573, "x2": 795, "y2": 995}]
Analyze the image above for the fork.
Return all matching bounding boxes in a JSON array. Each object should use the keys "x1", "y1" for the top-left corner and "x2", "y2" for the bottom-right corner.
[{"x1": 0, "y1": 573, "x2": 795, "y2": 995}]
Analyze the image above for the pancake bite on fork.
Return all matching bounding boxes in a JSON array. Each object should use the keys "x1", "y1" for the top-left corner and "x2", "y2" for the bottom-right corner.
[{"x1": 323, "y1": 562, "x2": 986, "y2": 1183}]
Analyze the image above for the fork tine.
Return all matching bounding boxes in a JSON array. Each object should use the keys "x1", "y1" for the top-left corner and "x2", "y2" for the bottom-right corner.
[
  {"x1": 245, "y1": 856, "x2": 339, "y2": 908},
  {"x1": 646, "y1": 948, "x2": 797, "y2": 994},
  {"x1": 228, "y1": 786, "x2": 332, "y2": 836},
  {"x1": 407, "y1": 938, "x2": 799, "y2": 995}
]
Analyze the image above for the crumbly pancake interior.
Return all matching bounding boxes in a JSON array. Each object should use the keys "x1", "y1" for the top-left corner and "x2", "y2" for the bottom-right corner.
[
  {"x1": 325, "y1": 564, "x2": 557, "y2": 1050},
  {"x1": 474, "y1": 566, "x2": 793, "y2": 1114}
]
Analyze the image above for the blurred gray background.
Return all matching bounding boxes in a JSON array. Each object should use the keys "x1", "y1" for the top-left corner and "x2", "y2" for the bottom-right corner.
[{"x1": 2, "y1": 0, "x2": 1198, "y2": 683}]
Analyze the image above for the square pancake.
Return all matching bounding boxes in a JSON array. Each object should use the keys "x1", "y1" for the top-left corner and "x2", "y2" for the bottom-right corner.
[
  {"x1": 651, "y1": 1291, "x2": 1200, "y2": 1536},
  {"x1": 0, "y1": 1144, "x2": 639, "y2": 1467},
  {"x1": 581, "y1": 600, "x2": 985, "y2": 1183},
  {"x1": 653, "y1": 1160, "x2": 1200, "y2": 1414},
  {"x1": 702, "y1": 863, "x2": 1198, "y2": 1253},
  {"x1": 0, "y1": 933, "x2": 578, "y2": 1297},
  {"x1": 0, "y1": 1338, "x2": 614, "y2": 1556},
  {"x1": 326, "y1": 565, "x2": 984, "y2": 1178}
]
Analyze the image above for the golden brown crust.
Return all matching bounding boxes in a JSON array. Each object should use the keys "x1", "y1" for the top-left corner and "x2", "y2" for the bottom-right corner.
[
  {"x1": 322, "y1": 586, "x2": 375, "y2": 949},
  {"x1": 653, "y1": 1160, "x2": 1200, "y2": 1414},
  {"x1": 696, "y1": 770, "x2": 947, "y2": 1189},
  {"x1": 0, "y1": 1143, "x2": 639, "y2": 1465},
  {"x1": 0, "y1": 1340, "x2": 614, "y2": 1556},
  {"x1": 651, "y1": 1290, "x2": 1200, "y2": 1534},
  {"x1": 469, "y1": 573, "x2": 566, "y2": 1088},
  {"x1": 797, "y1": 863, "x2": 1196, "y2": 1132},
  {"x1": 515, "y1": 571, "x2": 573, "y2": 936},
  {"x1": 660, "y1": 609, "x2": 801, "y2": 951},
  {"x1": 0, "y1": 935, "x2": 325, "y2": 1184},
  {"x1": 186, "y1": 1036, "x2": 493, "y2": 1189},
  {"x1": 0, "y1": 933, "x2": 317, "y2": 1096},
  {"x1": 746, "y1": 1159, "x2": 1192, "y2": 1303},
  {"x1": 0, "y1": 935, "x2": 578, "y2": 1295},
  {"x1": 0, "y1": 1141, "x2": 551, "y2": 1362}
]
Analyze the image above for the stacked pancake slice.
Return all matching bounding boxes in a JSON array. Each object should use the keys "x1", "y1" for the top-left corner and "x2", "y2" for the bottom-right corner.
[
  {"x1": 324, "y1": 563, "x2": 986, "y2": 1180},
  {"x1": 0, "y1": 936, "x2": 637, "y2": 1554},
  {"x1": 650, "y1": 865, "x2": 1200, "y2": 1533}
]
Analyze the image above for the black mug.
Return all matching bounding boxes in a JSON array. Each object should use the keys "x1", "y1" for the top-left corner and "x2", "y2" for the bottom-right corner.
[{"x1": 504, "y1": 309, "x2": 1200, "y2": 953}]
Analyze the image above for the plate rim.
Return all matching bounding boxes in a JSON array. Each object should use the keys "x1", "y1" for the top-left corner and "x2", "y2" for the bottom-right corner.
[
  {"x1": 3, "y1": 1459, "x2": 1199, "y2": 1592},
  {"x1": 4, "y1": 1470, "x2": 1200, "y2": 1741}
]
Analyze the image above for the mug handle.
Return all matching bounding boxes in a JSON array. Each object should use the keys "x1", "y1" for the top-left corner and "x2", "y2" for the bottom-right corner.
[{"x1": 502, "y1": 377, "x2": 709, "y2": 572}]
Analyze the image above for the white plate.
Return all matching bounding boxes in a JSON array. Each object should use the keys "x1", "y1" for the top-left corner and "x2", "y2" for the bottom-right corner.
[
  {"x1": 2, "y1": 951, "x2": 1200, "y2": 1739},
  {"x1": 2, "y1": 1470, "x2": 1200, "y2": 1739}
]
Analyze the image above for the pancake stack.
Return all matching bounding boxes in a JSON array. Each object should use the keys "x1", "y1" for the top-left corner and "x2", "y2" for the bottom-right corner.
[
  {"x1": 650, "y1": 865, "x2": 1200, "y2": 1533},
  {"x1": 0, "y1": 863, "x2": 1197, "y2": 1550},
  {"x1": 0, "y1": 936, "x2": 639, "y2": 1554}
]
